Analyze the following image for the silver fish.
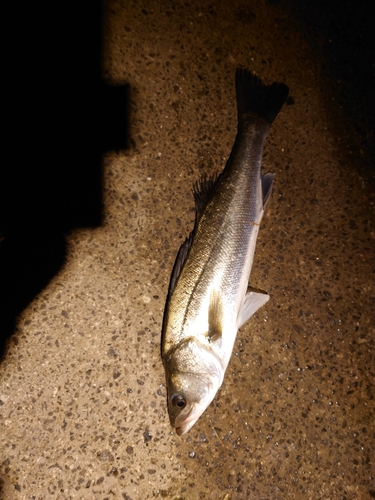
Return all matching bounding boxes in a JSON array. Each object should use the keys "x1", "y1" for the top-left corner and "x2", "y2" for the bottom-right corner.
[{"x1": 162, "y1": 68, "x2": 288, "y2": 435}]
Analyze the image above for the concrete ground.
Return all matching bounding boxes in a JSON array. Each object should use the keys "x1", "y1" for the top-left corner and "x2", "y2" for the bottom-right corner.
[{"x1": 1, "y1": 0, "x2": 374, "y2": 498}]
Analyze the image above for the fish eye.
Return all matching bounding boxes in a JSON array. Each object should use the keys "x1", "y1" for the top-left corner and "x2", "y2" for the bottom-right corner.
[{"x1": 171, "y1": 394, "x2": 186, "y2": 409}]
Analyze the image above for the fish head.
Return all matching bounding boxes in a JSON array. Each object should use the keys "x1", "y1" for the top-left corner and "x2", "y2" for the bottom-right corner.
[
  {"x1": 167, "y1": 372, "x2": 218, "y2": 435},
  {"x1": 164, "y1": 337, "x2": 224, "y2": 435}
]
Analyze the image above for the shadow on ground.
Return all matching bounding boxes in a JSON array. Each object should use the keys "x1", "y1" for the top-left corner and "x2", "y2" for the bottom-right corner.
[
  {"x1": 0, "y1": 1, "x2": 130, "y2": 358},
  {"x1": 289, "y1": 0, "x2": 374, "y2": 186}
]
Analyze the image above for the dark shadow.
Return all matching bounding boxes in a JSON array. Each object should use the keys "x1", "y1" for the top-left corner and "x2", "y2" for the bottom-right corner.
[
  {"x1": 0, "y1": 1, "x2": 130, "y2": 358},
  {"x1": 280, "y1": 0, "x2": 374, "y2": 187}
]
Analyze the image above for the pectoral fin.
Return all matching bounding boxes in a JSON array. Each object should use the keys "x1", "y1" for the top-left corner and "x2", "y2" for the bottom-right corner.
[
  {"x1": 237, "y1": 291, "x2": 269, "y2": 329},
  {"x1": 208, "y1": 290, "x2": 224, "y2": 343}
]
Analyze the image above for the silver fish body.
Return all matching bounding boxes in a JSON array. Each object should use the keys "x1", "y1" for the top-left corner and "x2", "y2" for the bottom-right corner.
[{"x1": 162, "y1": 68, "x2": 288, "y2": 435}]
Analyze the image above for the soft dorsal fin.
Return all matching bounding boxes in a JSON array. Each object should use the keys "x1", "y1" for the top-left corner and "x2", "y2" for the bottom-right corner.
[
  {"x1": 193, "y1": 174, "x2": 219, "y2": 219},
  {"x1": 208, "y1": 289, "x2": 223, "y2": 343},
  {"x1": 237, "y1": 291, "x2": 269, "y2": 329}
]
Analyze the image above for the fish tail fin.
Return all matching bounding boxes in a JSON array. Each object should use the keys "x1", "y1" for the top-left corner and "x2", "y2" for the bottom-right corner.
[{"x1": 235, "y1": 67, "x2": 289, "y2": 127}]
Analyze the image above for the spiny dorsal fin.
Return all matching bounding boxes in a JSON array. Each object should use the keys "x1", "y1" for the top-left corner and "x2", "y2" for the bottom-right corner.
[
  {"x1": 167, "y1": 173, "x2": 219, "y2": 297},
  {"x1": 167, "y1": 232, "x2": 193, "y2": 297}
]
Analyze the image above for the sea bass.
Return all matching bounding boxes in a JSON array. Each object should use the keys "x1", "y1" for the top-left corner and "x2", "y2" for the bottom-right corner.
[{"x1": 162, "y1": 68, "x2": 289, "y2": 435}]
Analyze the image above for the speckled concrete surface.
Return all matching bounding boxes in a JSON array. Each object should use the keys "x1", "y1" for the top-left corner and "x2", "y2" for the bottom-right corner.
[{"x1": 1, "y1": 0, "x2": 374, "y2": 499}]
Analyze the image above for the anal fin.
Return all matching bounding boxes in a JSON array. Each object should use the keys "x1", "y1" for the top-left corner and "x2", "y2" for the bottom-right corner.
[{"x1": 262, "y1": 172, "x2": 275, "y2": 209}]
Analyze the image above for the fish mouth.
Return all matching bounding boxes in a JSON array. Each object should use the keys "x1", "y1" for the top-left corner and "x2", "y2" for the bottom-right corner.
[
  {"x1": 175, "y1": 420, "x2": 196, "y2": 436},
  {"x1": 174, "y1": 406, "x2": 200, "y2": 436}
]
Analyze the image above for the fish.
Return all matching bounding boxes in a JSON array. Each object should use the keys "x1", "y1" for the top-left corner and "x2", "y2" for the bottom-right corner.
[{"x1": 162, "y1": 67, "x2": 289, "y2": 435}]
